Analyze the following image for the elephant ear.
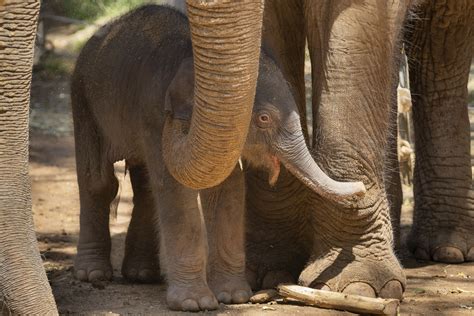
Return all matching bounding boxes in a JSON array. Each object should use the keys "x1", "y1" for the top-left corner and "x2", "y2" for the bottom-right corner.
[{"x1": 165, "y1": 57, "x2": 195, "y2": 121}]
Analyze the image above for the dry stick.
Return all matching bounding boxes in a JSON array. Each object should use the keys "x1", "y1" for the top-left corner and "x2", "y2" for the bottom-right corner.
[{"x1": 278, "y1": 284, "x2": 399, "y2": 316}]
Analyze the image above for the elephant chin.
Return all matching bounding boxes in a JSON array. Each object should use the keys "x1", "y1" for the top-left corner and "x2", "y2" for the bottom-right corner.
[{"x1": 275, "y1": 126, "x2": 366, "y2": 202}]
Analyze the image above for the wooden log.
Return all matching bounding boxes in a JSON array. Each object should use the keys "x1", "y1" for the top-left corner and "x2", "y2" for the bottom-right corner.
[{"x1": 277, "y1": 284, "x2": 399, "y2": 315}]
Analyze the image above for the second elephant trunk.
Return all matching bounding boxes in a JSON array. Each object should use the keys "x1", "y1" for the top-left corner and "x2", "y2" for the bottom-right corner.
[
  {"x1": 275, "y1": 118, "x2": 366, "y2": 202},
  {"x1": 162, "y1": 0, "x2": 264, "y2": 190}
]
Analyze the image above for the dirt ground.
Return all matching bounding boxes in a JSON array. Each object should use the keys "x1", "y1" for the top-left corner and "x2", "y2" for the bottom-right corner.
[{"x1": 29, "y1": 20, "x2": 474, "y2": 315}]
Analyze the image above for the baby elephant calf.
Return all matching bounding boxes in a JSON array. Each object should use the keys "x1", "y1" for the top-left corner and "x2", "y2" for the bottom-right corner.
[{"x1": 72, "y1": 4, "x2": 364, "y2": 312}]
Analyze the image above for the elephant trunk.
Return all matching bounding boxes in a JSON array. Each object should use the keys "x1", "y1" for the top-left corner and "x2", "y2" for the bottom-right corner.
[
  {"x1": 162, "y1": 0, "x2": 264, "y2": 189},
  {"x1": 275, "y1": 117, "x2": 366, "y2": 202}
]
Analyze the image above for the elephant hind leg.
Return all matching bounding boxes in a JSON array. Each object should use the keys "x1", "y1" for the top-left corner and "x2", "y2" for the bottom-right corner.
[
  {"x1": 122, "y1": 164, "x2": 161, "y2": 283},
  {"x1": 72, "y1": 82, "x2": 118, "y2": 282}
]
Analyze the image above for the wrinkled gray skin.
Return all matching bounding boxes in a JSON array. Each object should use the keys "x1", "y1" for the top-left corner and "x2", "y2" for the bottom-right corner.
[
  {"x1": 71, "y1": 6, "x2": 354, "y2": 312},
  {"x1": 1, "y1": 0, "x2": 471, "y2": 313},
  {"x1": 0, "y1": 1, "x2": 57, "y2": 314},
  {"x1": 243, "y1": 0, "x2": 473, "y2": 301}
]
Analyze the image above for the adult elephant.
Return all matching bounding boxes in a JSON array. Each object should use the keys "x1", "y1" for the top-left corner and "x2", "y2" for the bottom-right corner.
[{"x1": 243, "y1": 0, "x2": 473, "y2": 300}]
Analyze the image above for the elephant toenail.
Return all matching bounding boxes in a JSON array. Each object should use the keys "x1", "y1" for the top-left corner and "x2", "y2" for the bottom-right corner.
[
  {"x1": 467, "y1": 248, "x2": 474, "y2": 261},
  {"x1": 199, "y1": 296, "x2": 218, "y2": 310},
  {"x1": 89, "y1": 270, "x2": 107, "y2": 281},
  {"x1": 217, "y1": 291, "x2": 232, "y2": 304},
  {"x1": 379, "y1": 280, "x2": 403, "y2": 300},
  {"x1": 414, "y1": 248, "x2": 430, "y2": 260},
  {"x1": 343, "y1": 282, "x2": 376, "y2": 298},
  {"x1": 432, "y1": 246, "x2": 464, "y2": 263},
  {"x1": 181, "y1": 299, "x2": 199, "y2": 312},
  {"x1": 232, "y1": 290, "x2": 251, "y2": 304},
  {"x1": 75, "y1": 270, "x2": 87, "y2": 281}
]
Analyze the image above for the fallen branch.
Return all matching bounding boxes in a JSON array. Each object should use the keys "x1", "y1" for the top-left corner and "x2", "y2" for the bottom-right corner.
[{"x1": 277, "y1": 284, "x2": 399, "y2": 315}]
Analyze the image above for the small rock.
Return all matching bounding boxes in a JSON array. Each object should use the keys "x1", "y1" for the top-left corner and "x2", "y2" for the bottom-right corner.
[
  {"x1": 262, "y1": 306, "x2": 276, "y2": 311},
  {"x1": 250, "y1": 289, "x2": 279, "y2": 304}
]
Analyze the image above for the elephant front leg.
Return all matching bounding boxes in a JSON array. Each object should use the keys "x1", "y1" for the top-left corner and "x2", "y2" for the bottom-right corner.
[
  {"x1": 200, "y1": 167, "x2": 252, "y2": 304},
  {"x1": 405, "y1": 1, "x2": 474, "y2": 263},
  {"x1": 302, "y1": 0, "x2": 408, "y2": 299},
  {"x1": 157, "y1": 170, "x2": 218, "y2": 312}
]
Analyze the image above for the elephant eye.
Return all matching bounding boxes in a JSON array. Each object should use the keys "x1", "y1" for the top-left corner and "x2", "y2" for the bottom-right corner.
[{"x1": 256, "y1": 111, "x2": 272, "y2": 128}]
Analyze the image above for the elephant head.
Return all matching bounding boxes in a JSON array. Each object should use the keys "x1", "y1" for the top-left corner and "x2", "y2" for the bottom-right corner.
[
  {"x1": 167, "y1": 53, "x2": 366, "y2": 201},
  {"x1": 243, "y1": 55, "x2": 366, "y2": 201}
]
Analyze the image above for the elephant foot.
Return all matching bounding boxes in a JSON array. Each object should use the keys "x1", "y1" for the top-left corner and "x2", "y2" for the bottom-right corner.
[
  {"x1": 122, "y1": 221, "x2": 160, "y2": 282},
  {"x1": 166, "y1": 283, "x2": 219, "y2": 311},
  {"x1": 298, "y1": 251, "x2": 406, "y2": 300},
  {"x1": 246, "y1": 266, "x2": 296, "y2": 291},
  {"x1": 121, "y1": 255, "x2": 160, "y2": 283},
  {"x1": 408, "y1": 225, "x2": 474, "y2": 263},
  {"x1": 74, "y1": 242, "x2": 112, "y2": 282},
  {"x1": 261, "y1": 270, "x2": 295, "y2": 289},
  {"x1": 248, "y1": 270, "x2": 293, "y2": 304},
  {"x1": 209, "y1": 273, "x2": 252, "y2": 304}
]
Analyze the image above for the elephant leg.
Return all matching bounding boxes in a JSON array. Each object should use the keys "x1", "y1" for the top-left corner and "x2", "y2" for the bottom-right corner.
[
  {"x1": 200, "y1": 166, "x2": 252, "y2": 304},
  {"x1": 386, "y1": 84, "x2": 403, "y2": 252},
  {"x1": 73, "y1": 98, "x2": 118, "y2": 282},
  {"x1": 0, "y1": 1, "x2": 57, "y2": 313},
  {"x1": 155, "y1": 169, "x2": 218, "y2": 311},
  {"x1": 121, "y1": 164, "x2": 160, "y2": 283},
  {"x1": 300, "y1": 0, "x2": 408, "y2": 299},
  {"x1": 404, "y1": 1, "x2": 474, "y2": 263},
  {"x1": 245, "y1": 169, "x2": 309, "y2": 291}
]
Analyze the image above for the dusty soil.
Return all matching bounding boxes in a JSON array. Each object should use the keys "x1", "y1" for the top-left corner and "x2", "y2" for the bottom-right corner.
[{"x1": 29, "y1": 18, "x2": 474, "y2": 315}]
